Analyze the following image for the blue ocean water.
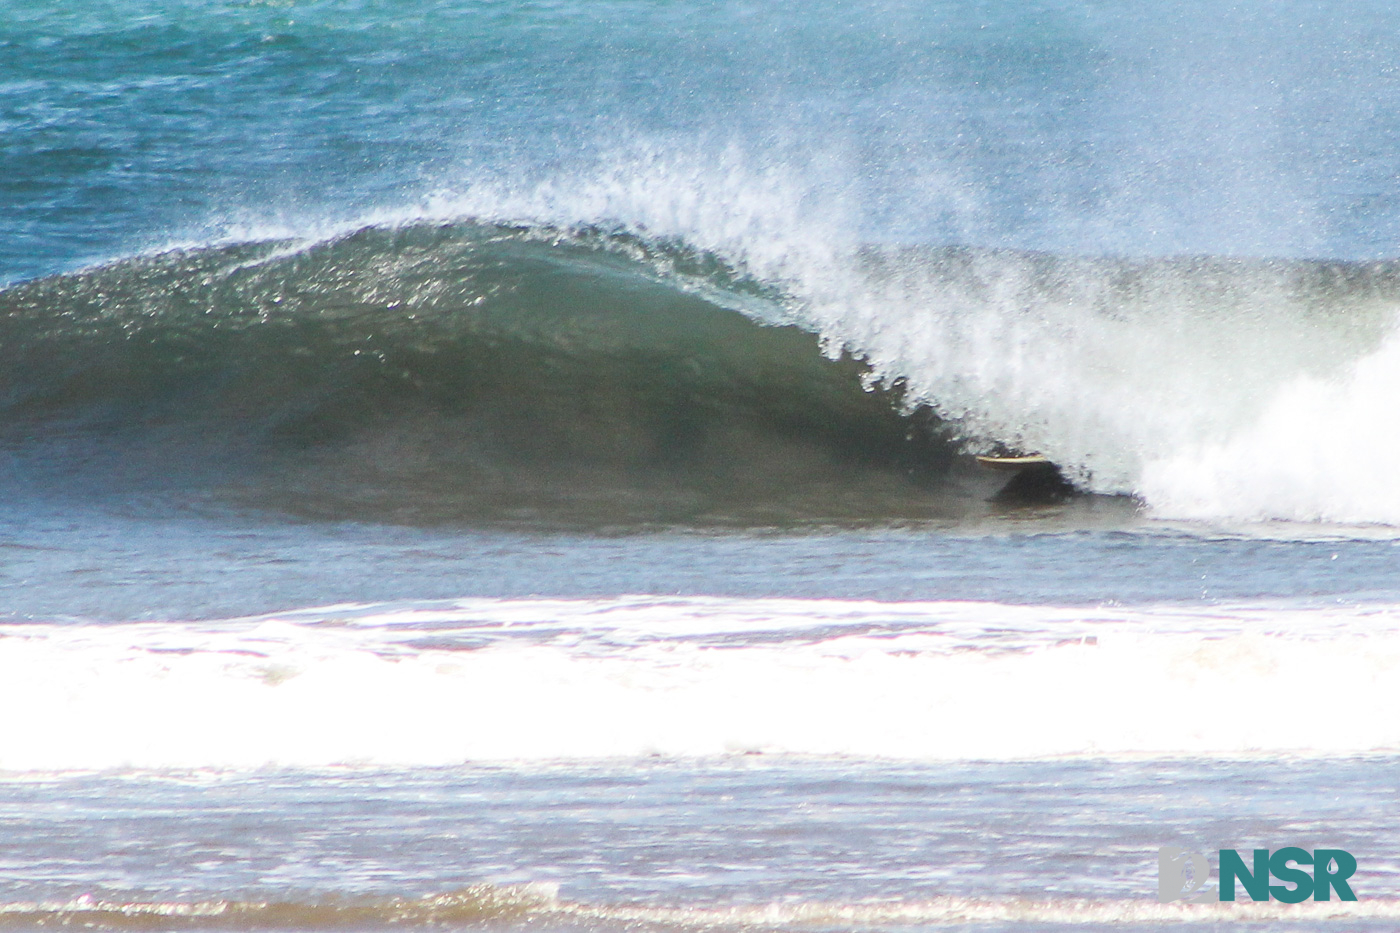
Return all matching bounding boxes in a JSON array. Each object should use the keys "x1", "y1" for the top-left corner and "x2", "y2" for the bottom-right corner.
[
  {"x1": 13, "y1": 0, "x2": 1400, "y2": 283},
  {"x1": 6, "y1": 1, "x2": 1400, "y2": 929}
]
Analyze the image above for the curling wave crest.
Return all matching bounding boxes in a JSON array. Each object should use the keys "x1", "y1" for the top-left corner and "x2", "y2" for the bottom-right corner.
[
  {"x1": 0, "y1": 222, "x2": 953, "y2": 526},
  {"x1": 7, "y1": 205, "x2": 1400, "y2": 526}
]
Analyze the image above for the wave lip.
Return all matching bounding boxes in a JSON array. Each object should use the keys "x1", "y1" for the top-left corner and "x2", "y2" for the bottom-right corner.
[{"x1": 7, "y1": 215, "x2": 1400, "y2": 527}]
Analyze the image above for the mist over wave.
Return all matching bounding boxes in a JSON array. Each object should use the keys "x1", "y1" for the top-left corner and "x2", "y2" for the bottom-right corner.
[
  {"x1": 830, "y1": 246, "x2": 1400, "y2": 522},
  {"x1": 13, "y1": 0, "x2": 1400, "y2": 529},
  {"x1": 6, "y1": 193, "x2": 1400, "y2": 526},
  {"x1": 436, "y1": 146, "x2": 1400, "y2": 525},
  {"x1": 13, "y1": 6, "x2": 1400, "y2": 930}
]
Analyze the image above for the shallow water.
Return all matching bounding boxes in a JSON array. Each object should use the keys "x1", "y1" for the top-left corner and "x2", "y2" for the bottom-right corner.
[{"x1": 2, "y1": 760, "x2": 1398, "y2": 930}]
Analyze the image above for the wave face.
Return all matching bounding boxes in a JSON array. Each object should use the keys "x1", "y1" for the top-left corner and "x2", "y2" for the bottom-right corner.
[
  {"x1": 0, "y1": 223, "x2": 960, "y2": 526},
  {"x1": 14, "y1": 0, "x2": 1400, "y2": 528},
  {"x1": 5, "y1": 596, "x2": 1400, "y2": 770},
  {"x1": 7, "y1": 218, "x2": 1400, "y2": 527}
]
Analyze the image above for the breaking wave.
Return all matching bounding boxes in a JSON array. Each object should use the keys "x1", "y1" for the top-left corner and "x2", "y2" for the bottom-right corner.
[
  {"x1": 0, "y1": 222, "x2": 956, "y2": 526},
  {"x1": 4, "y1": 214, "x2": 1400, "y2": 527}
]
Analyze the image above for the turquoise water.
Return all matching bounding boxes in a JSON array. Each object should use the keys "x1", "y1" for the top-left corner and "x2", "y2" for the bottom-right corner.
[
  {"x1": 7, "y1": 1, "x2": 1400, "y2": 928},
  {"x1": 11, "y1": 0, "x2": 1400, "y2": 284}
]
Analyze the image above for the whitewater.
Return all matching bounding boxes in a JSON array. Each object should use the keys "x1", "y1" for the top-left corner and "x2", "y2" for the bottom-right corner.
[
  {"x1": 6, "y1": 0, "x2": 1400, "y2": 930},
  {"x1": 5, "y1": 596, "x2": 1400, "y2": 770}
]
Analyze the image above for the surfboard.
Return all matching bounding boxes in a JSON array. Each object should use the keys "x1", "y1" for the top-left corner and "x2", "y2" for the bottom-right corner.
[{"x1": 975, "y1": 454, "x2": 1052, "y2": 471}]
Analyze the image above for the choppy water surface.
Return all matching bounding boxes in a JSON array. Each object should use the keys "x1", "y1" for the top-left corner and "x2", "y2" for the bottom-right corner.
[{"x1": 2, "y1": 760, "x2": 1399, "y2": 931}]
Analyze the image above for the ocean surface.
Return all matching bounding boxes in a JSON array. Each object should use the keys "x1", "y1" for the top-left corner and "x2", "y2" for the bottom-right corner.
[{"x1": 6, "y1": 1, "x2": 1400, "y2": 929}]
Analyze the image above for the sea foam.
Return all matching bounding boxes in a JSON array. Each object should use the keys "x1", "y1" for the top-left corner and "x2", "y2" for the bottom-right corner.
[
  {"x1": 42, "y1": 136, "x2": 1400, "y2": 528},
  {"x1": 3, "y1": 597, "x2": 1398, "y2": 771},
  {"x1": 416, "y1": 144, "x2": 1400, "y2": 526}
]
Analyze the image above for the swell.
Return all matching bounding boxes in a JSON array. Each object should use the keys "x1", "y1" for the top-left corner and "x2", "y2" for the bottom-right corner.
[
  {"x1": 7, "y1": 220, "x2": 1400, "y2": 528},
  {"x1": 0, "y1": 222, "x2": 957, "y2": 527}
]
